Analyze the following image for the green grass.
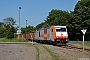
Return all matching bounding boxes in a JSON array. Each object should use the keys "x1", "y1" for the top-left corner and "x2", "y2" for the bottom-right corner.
[
  {"x1": 43, "y1": 46, "x2": 59, "y2": 60},
  {"x1": 70, "y1": 41, "x2": 90, "y2": 48},
  {"x1": 34, "y1": 45, "x2": 40, "y2": 60},
  {"x1": 83, "y1": 41, "x2": 90, "y2": 48},
  {"x1": 77, "y1": 41, "x2": 90, "y2": 48},
  {"x1": 0, "y1": 38, "x2": 28, "y2": 42}
]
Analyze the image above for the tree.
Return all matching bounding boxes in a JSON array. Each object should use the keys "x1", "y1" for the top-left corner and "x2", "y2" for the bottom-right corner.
[
  {"x1": 36, "y1": 22, "x2": 45, "y2": 29},
  {"x1": 45, "y1": 9, "x2": 70, "y2": 26},
  {"x1": 0, "y1": 17, "x2": 17, "y2": 39},
  {"x1": 35, "y1": 0, "x2": 90, "y2": 41},
  {"x1": 36, "y1": 9, "x2": 70, "y2": 30},
  {"x1": 0, "y1": 22, "x2": 4, "y2": 28},
  {"x1": 5, "y1": 25, "x2": 16, "y2": 38},
  {"x1": 21, "y1": 25, "x2": 36, "y2": 33},
  {"x1": 0, "y1": 27, "x2": 6, "y2": 38},
  {"x1": 3, "y1": 17, "x2": 16, "y2": 26},
  {"x1": 21, "y1": 28, "x2": 26, "y2": 33},
  {"x1": 70, "y1": 0, "x2": 90, "y2": 40}
]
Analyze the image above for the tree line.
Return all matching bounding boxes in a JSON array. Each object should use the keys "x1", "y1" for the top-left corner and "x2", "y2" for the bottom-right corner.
[
  {"x1": 0, "y1": 17, "x2": 16, "y2": 39},
  {"x1": 0, "y1": 0, "x2": 90, "y2": 40},
  {"x1": 0, "y1": 17, "x2": 36, "y2": 39},
  {"x1": 36, "y1": 0, "x2": 90, "y2": 40}
]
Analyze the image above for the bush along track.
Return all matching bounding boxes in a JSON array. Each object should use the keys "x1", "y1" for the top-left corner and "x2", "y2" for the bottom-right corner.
[{"x1": 43, "y1": 46, "x2": 59, "y2": 60}]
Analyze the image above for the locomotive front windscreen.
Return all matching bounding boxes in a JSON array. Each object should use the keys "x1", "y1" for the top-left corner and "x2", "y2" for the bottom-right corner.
[{"x1": 56, "y1": 28, "x2": 66, "y2": 32}]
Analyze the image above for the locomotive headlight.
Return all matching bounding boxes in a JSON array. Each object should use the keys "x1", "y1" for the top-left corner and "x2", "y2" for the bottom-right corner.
[
  {"x1": 57, "y1": 36, "x2": 59, "y2": 38},
  {"x1": 65, "y1": 36, "x2": 68, "y2": 38}
]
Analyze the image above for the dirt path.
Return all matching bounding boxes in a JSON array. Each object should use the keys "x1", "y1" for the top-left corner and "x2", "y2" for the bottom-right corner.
[
  {"x1": 45, "y1": 44, "x2": 90, "y2": 60},
  {"x1": 0, "y1": 44, "x2": 36, "y2": 60},
  {"x1": 0, "y1": 42, "x2": 90, "y2": 60},
  {"x1": 35, "y1": 43, "x2": 52, "y2": 60}
]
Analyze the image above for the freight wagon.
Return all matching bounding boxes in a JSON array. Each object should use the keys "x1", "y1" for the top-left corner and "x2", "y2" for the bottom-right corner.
[
  {"x1": 16, "y1": 32, "x2": 35, "y2": 41},
  {"x1": 35, "y1": 26, "x2": 69, "y2": 45}
]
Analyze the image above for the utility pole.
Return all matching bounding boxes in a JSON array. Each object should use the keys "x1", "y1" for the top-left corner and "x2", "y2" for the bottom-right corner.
[
  {"x1": 26, "y1": 20, "x2": 27, "y2": 28},
  {"x1": 26, "y1": 20, "x2": 27, "y2": 33},
  {"x1": 17, "y1": 7, "x2": 21, "y2": 38},
  {"x1": 19, "y1": 7, "x2": 21, "y2": 29},
  {"x1": 25, "y1": 20, "x2": 27, "y2": 39}
]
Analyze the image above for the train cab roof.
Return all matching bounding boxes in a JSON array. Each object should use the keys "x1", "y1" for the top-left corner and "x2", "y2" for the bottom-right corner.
[
  {"x1": 37, "y1": 26, "x2": 50, "y2": 31},
  {"x1": 37, "y1": 26, "x2": 67, "y2": 31},
  {"x1": 55, "y1": 26, "x2": 66, "y2": 28}
]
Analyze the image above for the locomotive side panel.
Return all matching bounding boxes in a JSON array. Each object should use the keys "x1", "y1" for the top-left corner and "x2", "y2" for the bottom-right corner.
[
  {"x1": 50, "y1": 26, "x2": 56, "y2": 42},
  {"x1": 40, "y1": 29, "x2": 44, "y2": 40},
  {"x1": 46, "y1": 28, "x2": 51, "y2": 40},
  {"x1": 35, "y1": 27, "x2": 51, "y2": 42},
  {"x1": 37, "y1": 27, "x2": 51, "y2": 41},
  {"x1": 35, "y1": 26, "x2": 69, "y2": 45}
]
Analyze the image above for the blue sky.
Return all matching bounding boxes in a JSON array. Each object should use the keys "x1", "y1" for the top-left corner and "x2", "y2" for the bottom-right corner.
[{"x1": 0, "y1": 0, "x2": 78, "y2": 27}]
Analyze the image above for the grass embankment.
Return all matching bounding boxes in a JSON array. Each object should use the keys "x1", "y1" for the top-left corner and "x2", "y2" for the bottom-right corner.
[
  {"x1": 84, "y1": 41, "x2": 90, "y2": 48},
  {"x1": 34, "y1": 45, "x2": 40, "y2": 60},
  {"x1": 0, "y1": 38, "x2": 28, "y2": 42},
  {"x1": 76, "y1": 41, "x2": 90, "y2": 48},
  {"x1": 43, "y1": 46, "x2": 59, "y2": 60},
  {"x1": 71, "y1": 41, "x2": 90, "y2": 49}
]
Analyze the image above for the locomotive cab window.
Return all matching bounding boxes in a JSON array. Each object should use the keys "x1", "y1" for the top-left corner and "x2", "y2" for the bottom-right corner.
[{"x1": 56, "y1": 28, "x2": 66, "y2": 32}]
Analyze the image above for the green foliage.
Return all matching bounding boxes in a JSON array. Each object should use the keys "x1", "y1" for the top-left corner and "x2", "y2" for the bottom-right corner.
[
  {"x1": 73, "y1": 0, "x2": 90, "y2": 30},
  {"x1": 0, "y1": 17, "x2": 17, "y2": 39},
  {"x1": 0, "y1": 27, "x2": 6, "y2": 38},
  {"x1": 36, "y1": 0, "x2": 90, "y2": 40},
  {"x1": 0, "y1": 22, "x2": 4, "y2": 27},
  {"x1": 21, "y1": 25, "x2": 36, "y2": 33},
  {"x1": 1, "y1": 0, "x2": 90, "y2": 41},
  {"x1": 45, "y1": 9, "x2": 70, "y2": 26},
  {"x1": 70, "y1": 0, "x2": 90, "y2": 40},
  {"x1": 36, "y1": 9, "x2": 70, "y2": 29},
  {"x1": 0, "y1": 38, "x2": 28, "y2": 42},
  {"x1": 3, "y1": 17, "x2": 16, "y2": 26},
  {"x1": 36, "y1": 22, "x2": 45, "y2": 29}
]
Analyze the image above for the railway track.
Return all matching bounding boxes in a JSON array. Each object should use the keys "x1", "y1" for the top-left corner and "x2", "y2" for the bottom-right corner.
[
  {"x1": 32, "y1": 40, "x2": 90, "y2": 52},
  {"x1": 40, "y1": 43, "x2": 90, "y2": 60},
  {"x1": 0, "y1": 42, "x2": 89, "y2": 60},
  {"x1": 58, "y1": 43, "x2": 90, "y2": 52},
  {"x1": 35, "y1": 42, "x2": 90, "y2": 52}
]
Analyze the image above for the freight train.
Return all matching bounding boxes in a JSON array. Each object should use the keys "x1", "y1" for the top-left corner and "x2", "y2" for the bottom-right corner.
[
  {"x1": 16, "y1": 32, "x2": 35, "y2": 41},
  {"x1": 16, "y1": 26, "x2": 69, "y2": 45}
]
